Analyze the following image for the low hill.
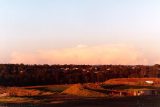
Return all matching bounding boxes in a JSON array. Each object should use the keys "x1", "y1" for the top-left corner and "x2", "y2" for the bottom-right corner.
[
  {"x1": 104, "y1": 78, "x2": 160, "y2": 86},
  {"x1": 0, "y1": 87, "x2": 53, "y2": 97},
  {"x1": 62, "y1": 84, "x2": 107, "y2": 97}
]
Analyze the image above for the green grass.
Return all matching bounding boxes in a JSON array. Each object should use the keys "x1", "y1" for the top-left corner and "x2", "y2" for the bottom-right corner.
[
  {"x1": 0, "y1": 97, "x2": 38, "y2": 104},
  {"x1": 1, "y1": 96, "x2": 160, "y2": 107},
  {"x1": 44, "y1": 86, "x2": 69, "y2": 93},
  {"x1": 26, "y1": 85, "x2": 70, "y2": 93}
]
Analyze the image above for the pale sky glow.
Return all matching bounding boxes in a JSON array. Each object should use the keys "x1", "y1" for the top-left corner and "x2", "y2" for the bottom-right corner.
[{"x1": 1, "y1": 0, "x2": 160, "y2": 64}]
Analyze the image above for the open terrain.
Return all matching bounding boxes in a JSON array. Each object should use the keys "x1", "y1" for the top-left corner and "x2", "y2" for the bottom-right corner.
[{"x1": 0, "y1": 78, "x2": 160, "y2": 107}]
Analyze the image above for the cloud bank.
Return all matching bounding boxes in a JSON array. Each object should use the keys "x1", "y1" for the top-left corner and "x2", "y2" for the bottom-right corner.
[{"x1": 9, "y1": 44, "x2": 149, "y2": 65}]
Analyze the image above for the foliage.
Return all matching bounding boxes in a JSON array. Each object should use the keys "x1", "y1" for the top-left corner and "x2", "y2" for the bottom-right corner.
[{"x1": 0, "y1": 64, "x2": 160, "y2": 86}]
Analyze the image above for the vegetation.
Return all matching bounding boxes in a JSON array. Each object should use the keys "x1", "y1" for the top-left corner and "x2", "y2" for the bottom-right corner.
[
  {"x1": 24, "y1": 84, "x2": 71, "y2": 93},
  {"x1": 0, "y1": 78, "x2": 159, "y2": 106},
  {"x1": 0, "y1": 64, "x2": 160, "y2": 106},
  {"x1": 0, "y1": 64, "x2": 160, "y2": 86},
  {"x1": 102, "y1": 84, "x2": 155, "y2": 90},
  {"x1": 62, "y1": 84, "x2": 107, "y2": 97}
]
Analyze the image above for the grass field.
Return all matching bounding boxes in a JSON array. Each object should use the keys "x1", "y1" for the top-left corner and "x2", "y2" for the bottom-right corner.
[
  {"x1": 0, "y1": 78, "x2": 160, "y2": 107},
  {"x1": 1, "y1": 96, "x2": 160, "y2": 107},
  {"x1": 104, "y1": 78, "x2": 160, "y2": 86}
]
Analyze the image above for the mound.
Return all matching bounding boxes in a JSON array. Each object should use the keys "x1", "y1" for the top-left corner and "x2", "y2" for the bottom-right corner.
[
  {"x1": 104, "y1": 78, "x2": 160, "y2": 86},
  {"x1": 6, "y1": 87, "x2": 41, "y2": 97},
  {"x1": 62, "y1": 84, "x2": 106, "y2": 97},
  {"x1": 83, "y1": 83, "x2": 105, "y2": 91},
  {"x1": 0, "y1": 87, "x2": 49, "y2": 97}
]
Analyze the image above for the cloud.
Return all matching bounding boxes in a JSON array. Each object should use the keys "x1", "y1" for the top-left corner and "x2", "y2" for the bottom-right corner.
[
  {"x1": 9, "y1": 44, "x2": 149, "y2": 65},
  {"x1": 0, "y1": 46, "x2": 9, "y2": 63}
]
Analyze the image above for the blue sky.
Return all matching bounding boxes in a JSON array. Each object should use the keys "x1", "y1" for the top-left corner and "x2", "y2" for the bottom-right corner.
[{"x1": 1, "y1": 0, "x2": 160, "y2": 64}]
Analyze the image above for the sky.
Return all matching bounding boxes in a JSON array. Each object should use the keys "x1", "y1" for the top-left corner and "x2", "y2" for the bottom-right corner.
[{"x1": 1, "y1": 0, "x2": 160, "y2": 65}]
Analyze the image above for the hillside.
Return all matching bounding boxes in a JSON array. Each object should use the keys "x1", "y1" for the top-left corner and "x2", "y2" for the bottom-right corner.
[
  {"x1": 104, "y1": 78, "x2": 160, "y2": 86},
  {"x1": 62, "y1": 84, "x2": 107, "y2": 97}
]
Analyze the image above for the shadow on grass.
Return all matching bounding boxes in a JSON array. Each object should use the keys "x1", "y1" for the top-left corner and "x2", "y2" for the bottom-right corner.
[
  {"x1": 44, "y1": 96, "x2": 160, "y2": 107},
  {"x1": 26, "y1": 86, "x2": 68, "y2": 93},
  {"x1": 2, "y1": 96, "x2": 160, "y2": 107},
  {"x1": 2, "y1": 94, "x2": 160, "y2": 107}
]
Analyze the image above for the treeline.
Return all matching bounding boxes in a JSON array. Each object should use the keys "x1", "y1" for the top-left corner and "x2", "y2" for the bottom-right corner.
[{"x1": 0, "y1": 64, "x2": 160, "y2": 86}]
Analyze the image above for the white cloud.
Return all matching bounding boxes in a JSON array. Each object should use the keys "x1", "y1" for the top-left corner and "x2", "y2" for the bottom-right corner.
[{"x1": 9, "y1": 44, "x2": 149, "y2": 65}]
